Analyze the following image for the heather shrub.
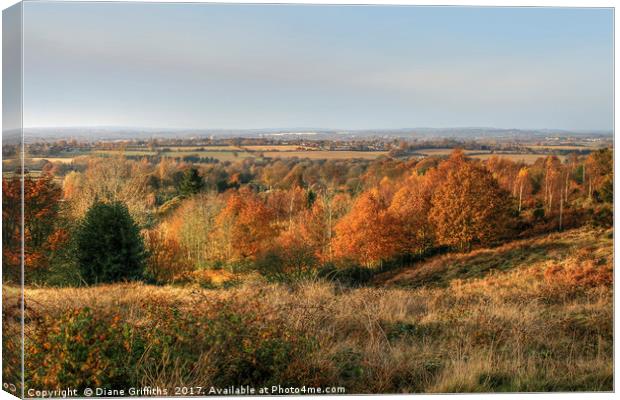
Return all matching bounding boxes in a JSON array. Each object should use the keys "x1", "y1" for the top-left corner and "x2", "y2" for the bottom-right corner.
[
  {"x1": 25, "y1": 307, "x2": 135, "y2": 391},
  {"x1": 136, "y1": 297, "x2": 319, "y2": 387},
  {"x1": 26, "y1": 299, "x2": 320, "y2": 391},
  {"x1": 542, "y1": 260, "x2": 612, "y2": 302},
  {"x1": 2, "y1": 292, "x2": 22, "y2": 388}
]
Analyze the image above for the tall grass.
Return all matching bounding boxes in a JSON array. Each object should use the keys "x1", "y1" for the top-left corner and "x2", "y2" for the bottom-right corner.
[{"x1": 13, "y1": 226, "x2": 613, "y2": 393}]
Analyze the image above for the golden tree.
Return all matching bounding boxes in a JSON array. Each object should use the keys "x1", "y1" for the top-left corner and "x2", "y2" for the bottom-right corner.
[
  {"x1": 584, "y1": 148, "x2": 613, "y2": 201},
  {"x1": 62, "y1": 156, "x2": 154, "y2": 224},
  {"x1": 332, "y1": 188, "x2": 399, "y2": 267},
  {"x1": 299, "y1": 192, "x2": 351, "y2": 263},
  {"x1": 429, "y1": 161, "x2": 512, "y2": 252},
  {"x1": 388, "y1": 173, "x2": 435, "y2": 256},
  {"x1": 143, "y1": 227, "x2": 192, "y2": 283},
  {"x1": 211, "y1": 188, "x2": 278, "y2": 269},
  {"x1": 3, "y1": 174, "x2": 66, "y2": 281},
  {"x1": 165, "y1": 193, "x2": 225, "y2": 268},
  {"x1": 515, "y1": 167, "x2": 531, "y2": 212}
]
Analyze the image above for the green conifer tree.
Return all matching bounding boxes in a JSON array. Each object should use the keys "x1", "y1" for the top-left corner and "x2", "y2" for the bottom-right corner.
[{"x1": 76, "y1": 201, "x2": 146, "y2": 284}]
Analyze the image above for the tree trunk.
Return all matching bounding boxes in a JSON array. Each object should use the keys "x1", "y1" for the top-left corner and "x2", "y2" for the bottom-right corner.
[
  {"x1": 289, "y1": 195, "x2": 294, "y2": 230},
  {"x1": 564, "y1": 169, "x2": 570, "y2": 204},
  {"x1": 324, "y1": 191, "x2": 333, "y2": 262},
  {"x1": 559, "y1": 197, "x2": 563, "y2": 231}
]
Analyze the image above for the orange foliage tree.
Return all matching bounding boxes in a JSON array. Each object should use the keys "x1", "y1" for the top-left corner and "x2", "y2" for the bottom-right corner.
[
  {"x1": 211, "y1": 188, "x2": 278, "y2": 269},
  {"x1": 332, "y1": 188, "x2": 399, "y2": 268},
  {"x1": 297, "y1": 192, "x2": 351, "y2": 263},
  {"x1": 515, "y1": 167, "x2": 531, "y2": 213},
  {"x1": 388, "y1": 173, "x2": 435, "y2": 256},
  {"x1": 429, "y1": 159, "x2": 513, "y2": 252},
  {"x1": 584, "y1": 148, "x2": 613, "y2": 201},
  {"x1": 2, "y1": 174, "x2": 66, "y2": 281},
  {"x1": 143, "y1": 228, "x2": 192, "y2": 283}
]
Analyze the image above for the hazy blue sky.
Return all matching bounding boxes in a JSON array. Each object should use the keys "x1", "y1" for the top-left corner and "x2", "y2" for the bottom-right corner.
[{"x1": 22, "y1": 3, "x2": 613, "y2": 130}]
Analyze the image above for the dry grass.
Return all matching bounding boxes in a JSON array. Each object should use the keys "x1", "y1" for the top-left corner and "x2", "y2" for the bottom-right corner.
[
  {"x1": 375, "y1": 227, "x2": 611, "y2": 288},
  {"x1": 14, "y1": 227, "x2": 612, "y2": 393}
]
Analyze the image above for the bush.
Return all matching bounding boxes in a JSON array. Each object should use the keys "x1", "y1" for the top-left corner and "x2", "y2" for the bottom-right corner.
[
  {"x1": 588, "y1": 205, "x2": 613, "y2": 228},
  {"x1": 318, "y1": 264, "x2": 377, "y2": 286},
  {"x1": 136, "y1": 296, "x2": 319, "y2": 387},
  {"x1": 76, "y1": 201, "x2": 146, "y2": 284},
  {"x1": 26, "y1": 307, "x2": 135, "y2": 390},
  {"x1": 25, "y1": 294, "x2": 322, "y2": 391}
]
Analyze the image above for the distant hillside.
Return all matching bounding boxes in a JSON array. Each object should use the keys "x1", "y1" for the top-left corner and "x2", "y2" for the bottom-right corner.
[{"x1": 18, "y1": 126, "x2": 614, "y2": 142}]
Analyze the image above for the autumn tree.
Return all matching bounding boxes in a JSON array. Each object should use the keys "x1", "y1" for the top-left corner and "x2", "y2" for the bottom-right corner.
[
  {"x1": 265, "y1": 187, "x2": 308, "y2": 228},
  {"x1": 486, "y1": 156, "x2": 516, "y2": 192},
  {"x1": 429, "y1": 160, "x2": 513, "y2": 252},
  {"x1": 257, "y1": 225, "x2": 319, "y2": 278},
  {"x1": 515, "y1": 167, "x2": 531, "y2": 213},
  {"x1": 299, "y1": 191, "x2": 351, "y2": 263},
  {"x1": 143, "y1": 228, "x2": 192, "y2": 283},
  {"x1": 585, "y1": 148, "x2": 613, "y2": 201},
  {"x1": 542, "y1": 156, "x2": 563, "y2": 214},
  {"x1": 261, "y1": 160, "x2": 291, "y2": 190},
  {"x1": 165, "y1": 193, "x2": 224, "y2": 268},
  {"x1": 388, "y1": 173, "x2": 435, "y2": 256},
  {"x1": 2, "y1": 174, "x2": 66, "y2": 282},
  {"x1": 62, "y1": 156, "x2": 154, "y2": 224},
  {"x1": 332, "y1": 188, "x2": 399, "y2": 267},
  {"x1": 211, "y1": 188, "x2": 278, "y2": 270}
]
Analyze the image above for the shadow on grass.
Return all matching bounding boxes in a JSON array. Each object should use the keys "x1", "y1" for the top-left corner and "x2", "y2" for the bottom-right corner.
[{"x1": 376, "y1": 239, "x2": 572, "y2": 289}]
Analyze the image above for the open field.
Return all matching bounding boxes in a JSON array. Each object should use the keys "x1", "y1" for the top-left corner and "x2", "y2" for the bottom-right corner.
[
  {"x1": 10, "y1": 144, "x2": 600, "y2": 168},
  {"x1": 26, "y1": 157, "x2": 76, "y2": 164},
  {"x1": 164, "y1": 146, "x2": 241, "y2": 151},
  {"x1": 416, "y1": 148, "x2": 490, "y2": 156},
  {"x1": 527, "y1": 145, "x2": 604, "y2": 151},
  {"x1": 242, "y1": 145, "x2": 305, "y2": 151},
  {"x1": 10, "y1": 226, "x2": 612, "y2": 393},
  {"x1": 415, "y1": 148, "x2": 569, "y2": 164},
  {"x1": 115, "y1": 148, "x2": 389, "y2": 160},
  {"x1": 160, "y1": 151, "x2": 254, "y2": 161},
  {"x1": 262, "y1": 150, "x2": 389, "y2": 160},
  {"x1": 93, "y1": 150, "x2": 159, "y2": 156},
  {"x1": 469, "y1": 153, "x2": 567, "y2": 163}
]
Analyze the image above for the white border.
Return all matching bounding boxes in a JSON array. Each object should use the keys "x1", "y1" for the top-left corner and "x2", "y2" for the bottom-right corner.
[{"x1": 0, "y1": 1, "x2": 616, "y2": 400}]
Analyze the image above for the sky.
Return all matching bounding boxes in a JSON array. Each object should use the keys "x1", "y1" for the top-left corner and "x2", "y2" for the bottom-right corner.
[{"x1": 20, "y1": 3, "x2": 614, "y2": 131}]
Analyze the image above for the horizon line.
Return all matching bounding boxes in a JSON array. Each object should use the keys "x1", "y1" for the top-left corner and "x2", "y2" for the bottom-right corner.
[{"x1": 17, "y1": 125, "x2": 615, "y2": 133}]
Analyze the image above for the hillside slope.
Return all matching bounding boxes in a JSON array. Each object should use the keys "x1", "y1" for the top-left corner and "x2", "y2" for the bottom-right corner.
[
  {"x1": 374, "y1": 227, "x2": 613, "y2": 288},
  {"x1": 8, "y1": 227, "x2": 613, "y2": 393}
]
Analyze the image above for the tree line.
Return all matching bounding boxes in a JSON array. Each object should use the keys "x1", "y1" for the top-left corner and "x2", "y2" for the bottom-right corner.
[{"x1": 2, "y1": 148, "x2": 612, "y2": 285}]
